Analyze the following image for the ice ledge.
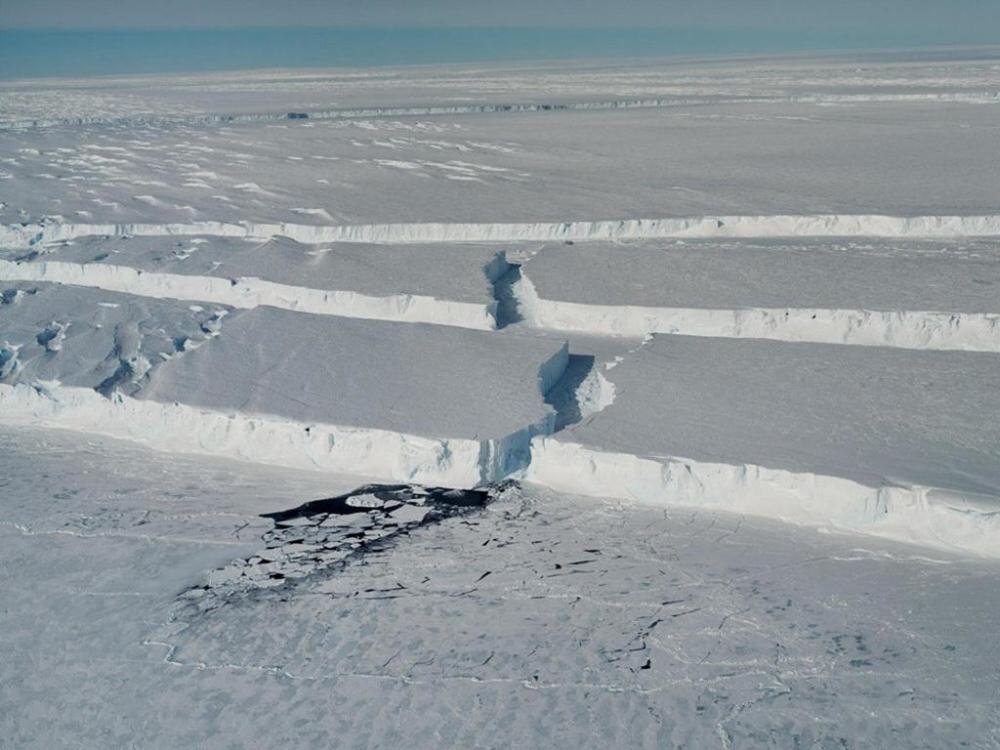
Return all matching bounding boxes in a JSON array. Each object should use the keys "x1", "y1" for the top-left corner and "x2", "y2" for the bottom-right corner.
[
  {"x1": 526, "y1": 438, "x2": 1000, "y2": 558},
  {"x1": 5, "y1": 213, "x2": 1000, "y2": 249},
  {"x1": 0, "y1": 258, "x2": 502, "y2": 331},
  {"x1": 0, "y1": 383, "x2": 557, "y2": 487},
  {"x1": 2, "y1": 91, "x2": 997, "y2": 130},
  {"x1": 515, "y1": 271, "x2": 1000, "y2": 352}
]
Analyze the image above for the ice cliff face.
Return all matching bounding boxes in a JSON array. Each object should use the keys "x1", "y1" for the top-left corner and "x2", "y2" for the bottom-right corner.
[
  {"x1": 4, "y1": 91, "x2": 998, "y2": 130},
  {"x1": 0, "y1": 258, "x2": 504, "y2": 330},
  {"x1": 0, "y1": 282, "x2": 569, "y2": 487},
  {"x1": 514, "y1": 269, "x2": 1000, "y2": 352},
  {"x1": 6, "y1": 214, "x2": 1000, "y2": 249},
  {"x1": 3, "y1": 211, "x2": 1000, "y2": 557},
  {"x1": 527, "y1": 439, "x2": 1000, "y2": 558}
]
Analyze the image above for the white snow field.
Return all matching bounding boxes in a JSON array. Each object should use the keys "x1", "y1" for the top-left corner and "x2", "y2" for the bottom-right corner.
[
  {"x1": 3, "y1": 50, "x2": 1000, "y2": 748},
  {"x1": 4, "y1": 57, "x2": 1000, "y2": 230},
  {"x1": 3, "y1": 427, "x2": 1000, "y2": 750},
  {"x1": 3, "y1": 51, "x2": 1000, "y2": 127}
]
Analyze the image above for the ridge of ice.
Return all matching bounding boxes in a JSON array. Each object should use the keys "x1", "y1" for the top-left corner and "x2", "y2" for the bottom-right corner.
[
  {"x1": 0, "y1": 258, "x2": 501, "y2": 331},
  {"x1": 0, "y1": 379, "x2": 559, "y2": 486},
  {"x1": 3, "y1": 91, "x2": 997, "y2": 130},
  {"x1": 6, "y1": 214, "x2": 1000, "y2": 249},
  {"x1": 514, "y1": 269, "x2": 1000, "y2": 352},
  {"x1": 527, "y1": 438, "x2": 1000, "y2": 559}
]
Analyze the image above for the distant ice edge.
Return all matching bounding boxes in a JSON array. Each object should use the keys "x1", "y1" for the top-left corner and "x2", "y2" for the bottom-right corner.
[
  {"x1": 6, "y1": 213, "x2": 1000, "y2": 248},
  {"x1": 0, "y1": 256, "x2": 510, "y2": 331},
  {"x1": 3, "y1": 91, "x2": 998, "y2": 130},
  {"x1": 515, "y1": 271, "x2": 1000, "y2": 352},
  {"x1": 0, "y1": 342, "x2": 567, "y2": 486},
  {"x1": 527, "y1": 438, "x2": 1000, "y2": 559}
]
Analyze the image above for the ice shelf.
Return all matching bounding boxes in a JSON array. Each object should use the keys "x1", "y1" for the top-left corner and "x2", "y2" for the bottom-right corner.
[{"x1": 528, "y1": 335, "x2": 1000, "y2": 556}]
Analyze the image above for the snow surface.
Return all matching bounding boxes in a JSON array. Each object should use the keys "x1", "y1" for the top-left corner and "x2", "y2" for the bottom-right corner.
[
  {"x1": 3, "y1": 52, "x2": 999, "y2": 126},
  {"x1": 2, "y1": 426, "x2": 999, "y2": 750},
  {"x1": 0, "y1": 280, "x2": 226, "y2": 390},
  {"x1": 4, "y1": 70, "x2": 1000, "y2": 229}
]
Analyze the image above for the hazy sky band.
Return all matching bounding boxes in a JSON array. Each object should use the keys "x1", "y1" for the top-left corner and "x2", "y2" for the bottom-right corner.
[{"x1": 4, "y1": 0, "x2": 1000, "y2": 35}]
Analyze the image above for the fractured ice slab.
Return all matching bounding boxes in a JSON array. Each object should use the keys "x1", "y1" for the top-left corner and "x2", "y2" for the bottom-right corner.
[
  {"x1": 522, "y1": 238, "x2": 1000, "y2": 313},
  {"x1": 528, "y1": 335, "x2": 1000, "y2": 555},
  {"x1": 4, "y1": 235, "x2": 508, "y2": 304},
  {"x1": 193, "y1": 483, "x2": 505, "y2": 605},
  {"x1": 143, "y1": 306, "x2": 566, "y2": 439},
  {"x1": 2, "y1": 304, "x2": 569, "y2": 486},
  {"x1": 516, "y1": 238, "x2": 1000, "y2": 350},
  {"x1": 0, "y1": 235, "x2": 510, "y2": 329},
  {"x1": 6, "y1": 214, "x2": 1000, "y2": 251}
]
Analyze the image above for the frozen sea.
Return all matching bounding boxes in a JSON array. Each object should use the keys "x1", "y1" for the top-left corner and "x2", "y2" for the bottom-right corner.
[{"x1": 5, "y1": 28, "x2": 994, "y2": 79}]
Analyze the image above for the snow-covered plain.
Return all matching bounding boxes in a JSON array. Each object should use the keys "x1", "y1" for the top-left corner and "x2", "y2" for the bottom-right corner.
[
  {"x1": 2, "y1": 50, "x2": 1000, "y2": 747},
  {"x1": 3, "y1": 427, "x2": 999, "y2": 749},
  {"x1": 5, "y1": 58, "x2": 1000, "y2": 227}
]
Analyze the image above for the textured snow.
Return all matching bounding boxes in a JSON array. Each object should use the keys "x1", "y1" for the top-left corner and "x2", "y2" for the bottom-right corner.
[
  {"x1": 3, "y1": 427, "x2": 999, "y2": 750},
  {"x1": 0, "y1": 280, "x2": 226, "y2": 390},
  {"x1": 4, "y1": 87, "x2": 1000, "y2": 230}
]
